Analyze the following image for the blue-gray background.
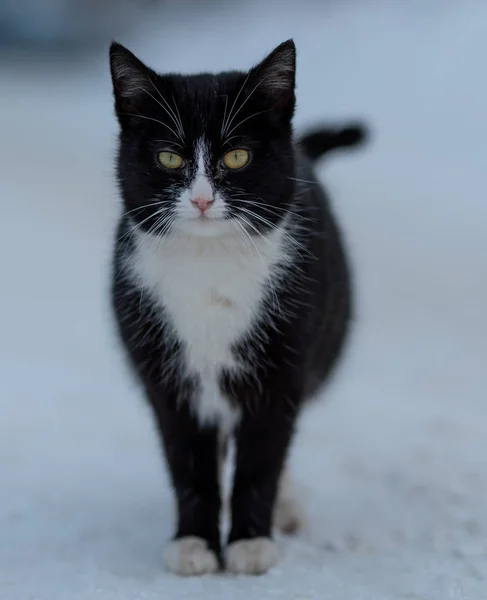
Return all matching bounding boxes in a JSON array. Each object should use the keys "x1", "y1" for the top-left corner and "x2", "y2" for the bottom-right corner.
[{"x1": 1, "y1": 2, "x2": 486, "y2": 598}]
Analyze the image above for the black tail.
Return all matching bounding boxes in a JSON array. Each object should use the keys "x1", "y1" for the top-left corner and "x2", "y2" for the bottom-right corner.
[{"x1": 298, "y1": 122, "x2": 368, "y2": 162}]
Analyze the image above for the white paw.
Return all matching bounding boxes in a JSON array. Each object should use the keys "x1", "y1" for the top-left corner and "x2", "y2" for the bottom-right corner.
[
  {"x1": 163, "y1": 537, "x2": 219, "y2": 576},
  {"x1": 225, "y1": 538, "x2": 278, "y2": 575}
]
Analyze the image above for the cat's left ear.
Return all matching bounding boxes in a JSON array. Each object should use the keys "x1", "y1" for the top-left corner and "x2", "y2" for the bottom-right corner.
[{"x1": 249, "y1": 39, "x2": 296, "y2": 120}]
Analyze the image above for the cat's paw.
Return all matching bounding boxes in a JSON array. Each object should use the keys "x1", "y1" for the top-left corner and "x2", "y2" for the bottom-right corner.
[
  {"x1": 274, "y1": 494, "x2": 306, "y2": 535},
  {"x1": 163, "y1": 537, "x2": 219, "y2": 576},
  {"x1": 225, "y1": 538, "x2": 278, "y2": 575}
]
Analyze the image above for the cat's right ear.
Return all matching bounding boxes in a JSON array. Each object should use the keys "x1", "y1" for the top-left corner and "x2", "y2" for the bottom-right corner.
[{"x1": 109, "y1": 42, "x2": 154, "y2": 114}]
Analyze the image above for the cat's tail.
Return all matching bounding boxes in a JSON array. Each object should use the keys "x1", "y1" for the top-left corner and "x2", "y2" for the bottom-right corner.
[{"x1": 298, "y1": 123, "x2": 368, "y2": 163}]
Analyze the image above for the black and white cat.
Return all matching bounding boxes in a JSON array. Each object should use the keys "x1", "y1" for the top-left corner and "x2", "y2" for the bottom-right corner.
[{"x1": 109, "y1": 39, "x2": 365, "y2": 576}]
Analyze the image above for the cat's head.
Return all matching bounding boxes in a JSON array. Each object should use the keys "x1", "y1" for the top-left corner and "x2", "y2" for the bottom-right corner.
[{"x1": 110, "y1": 40, "x2": 296, "y2": 238}]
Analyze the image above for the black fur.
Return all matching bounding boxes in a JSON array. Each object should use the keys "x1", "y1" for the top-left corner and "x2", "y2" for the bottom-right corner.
[
  {"x1": 299, "y1": 123, "x2": 367, "y2": 161},
  {"x1": 109, "y1": 39, "x2": 366, "y2": 570}
]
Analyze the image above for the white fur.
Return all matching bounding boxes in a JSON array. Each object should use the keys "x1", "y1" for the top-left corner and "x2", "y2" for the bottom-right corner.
[
  {"x1": 225, "y1": 538, "x2": 279, "y2": 575},
  {"x1": 176, "y1": 139, "x2": 228, "y2": 236},
  {"x1": 163, "y1": 537, "x2": 219, "y2": 576},
  {"x1": 130, "y1": 191, "x2": 289, "y2": 432},
  {"x1": 189, "y1": 141, "x2": 213, "y2": 201}
]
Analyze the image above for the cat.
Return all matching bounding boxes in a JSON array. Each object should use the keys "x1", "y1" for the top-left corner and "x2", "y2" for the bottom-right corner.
[{"x1": 109, "y1": 39, "x2": 366, "y2": 576}]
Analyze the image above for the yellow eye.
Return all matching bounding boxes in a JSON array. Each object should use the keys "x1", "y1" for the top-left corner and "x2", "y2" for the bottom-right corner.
[
  {"x1": 157, "y1": 151, "x2": 184, "y2": 170},
  {"x1": 222, "y1": 148, "x2": 250, "y2": 170}
]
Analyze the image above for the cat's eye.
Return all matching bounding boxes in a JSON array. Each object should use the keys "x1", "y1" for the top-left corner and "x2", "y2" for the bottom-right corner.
[
  {"x1": 222, "y1": 148, "x2": 250, "y2": 170},
  {"x1": 157, "y1": 151, "x2": 184, "y2": 170}
]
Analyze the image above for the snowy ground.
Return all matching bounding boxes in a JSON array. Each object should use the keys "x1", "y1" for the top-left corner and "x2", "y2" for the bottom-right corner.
[{"x1": 1, "y1": 1, "x2": 487, "y2": 598}]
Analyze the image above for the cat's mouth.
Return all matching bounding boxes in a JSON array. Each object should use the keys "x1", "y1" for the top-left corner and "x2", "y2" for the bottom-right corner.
[
  {"x1": 184, "y1": 214, "x2": 221, "y2": 226},
  {"x1": 188, "y1": 210, "x2": 225, "y2": 224},
  {"x1": 176, "y1": 213, "x2": 236, "y2": 238},
  {"x1": 196, "y1": 213, "x2": 212, "y2": 222}
]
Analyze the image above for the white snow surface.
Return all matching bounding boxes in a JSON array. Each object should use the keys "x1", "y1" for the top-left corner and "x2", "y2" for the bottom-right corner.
[{"x1": 1, "y1": 1, "x2": 487, "y2": 598}]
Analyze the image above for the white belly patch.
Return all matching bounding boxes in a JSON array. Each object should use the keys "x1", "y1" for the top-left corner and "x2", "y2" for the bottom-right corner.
[{"x1": 130, "y1": 226, "x2": 289, "y2": 432}]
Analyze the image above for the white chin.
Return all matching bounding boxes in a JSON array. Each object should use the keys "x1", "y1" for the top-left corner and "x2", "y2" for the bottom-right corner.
[{"x1": 175, "y1": 218, "x2": 236, "y2": 238}]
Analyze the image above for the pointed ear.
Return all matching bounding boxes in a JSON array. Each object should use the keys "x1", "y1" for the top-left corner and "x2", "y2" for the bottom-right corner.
[
  {"x1": 109, "y1": 42, "x2": 155, "y2": 102},
  {"x1": 249, "y1": 39, "x2": 296, "y2": 118}
]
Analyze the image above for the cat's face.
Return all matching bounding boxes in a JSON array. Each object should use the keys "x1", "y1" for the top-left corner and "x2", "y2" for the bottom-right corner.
[{"x1": 110, "y1": 41, "x2": 296, "y2": 238}]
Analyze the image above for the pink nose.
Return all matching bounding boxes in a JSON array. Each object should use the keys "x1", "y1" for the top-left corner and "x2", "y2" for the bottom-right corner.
[{"x1": 191, "y1": 196, "x2": 214, "y2": 213}]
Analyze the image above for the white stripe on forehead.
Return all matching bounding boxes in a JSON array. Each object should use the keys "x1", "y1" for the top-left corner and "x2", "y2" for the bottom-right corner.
[
  {"x1": 195, "y1": 137, "x2": 209, "y2": 174},
  {"x1": 191, "y1": 137, "x2": 212, "y2": 199}
]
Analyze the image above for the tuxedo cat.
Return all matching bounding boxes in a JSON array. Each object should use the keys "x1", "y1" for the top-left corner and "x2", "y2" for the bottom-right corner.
[{"x1": 109, "y1": 39, "x2": 365, "y2": 575}]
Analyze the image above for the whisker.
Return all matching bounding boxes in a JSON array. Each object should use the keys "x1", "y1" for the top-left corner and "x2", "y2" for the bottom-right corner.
[
  {"x1": 125, "y1": 204, "x2": 171, "y2": 246},
  {"x1": 225, "y1": 109, "x2": 270, "y2": 139},
  {"x1": 120, "y1": 112, "x2": 181, "y2": 139},
  {"x1": 117, "y1": 221, "x2": 138, "y2": 245},
  {"x1": 146, "y1": 204, "x2": 174, "y2": 234},
  {"x1": 231, "y1": 197, "x2": 317, "y2": 224},
  {"x1": 114, "y1": 217, "x2": 147, "y2": 279},
  {"x1": 235, "y1": 215, "x2": 264, "y2": 261},
  {"x1": 138, "y1": 83, "x2": 183, "y2": 141},
  {"x1": 233, "y1": 205, "x2": 316, "y2": 259},
  {"x1": 222, "y1": 71, "x2": 251, "y2": 137},
  {"x1": 117, "y1": 207, "x2": 165, "y2": 245},
  {"x1": 222, "y1": 134, "x2": 242, "y2": 148},
  {"x1": 150, "y1": 213, "x2": 177, "y2": 249},
  {"x1": 287, "y1": 176, "x2": 318, "y2": 185},
  {"x1": 116, "y1": 211, "x2": 176, "y2": 285},
  {"x1": 122, "y1": 200, "x2": 169, "y2": 218},
  {"x1": 153, "y1": 139, "x2": 184, "y2": 149},
  {"x1": 234, "y1": 212, "x2": 281, "y2": 256},
  {"x1": 147, "y1": 79, "x2": 184, "y2": 140},
  {"x1": 220, "y1": 94, "x2": 229, "y2": 138},
  {"x1": 171, "y1": 93, "x2": 185, "y2": 140},
  {"x1": 224, "y1": 77, "x2": 268, "y2": 138},
  {"x1": 136, "y1": 210, "x2": 175, "y2": 256},
  {"x1": 234, "y1": 215, "x2": 282, "y2": 316},
  {"x1": 229, "y1": 216, "x2": 254, "y2": 255}
]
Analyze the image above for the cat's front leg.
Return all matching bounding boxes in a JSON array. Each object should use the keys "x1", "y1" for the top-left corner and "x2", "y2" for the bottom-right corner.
[
  {"x1": 149, "y1": 390, "x2": 222, "y2": 576},
  {"x1": 226, "y1": 401, "x2": 298, "y2": 575}
]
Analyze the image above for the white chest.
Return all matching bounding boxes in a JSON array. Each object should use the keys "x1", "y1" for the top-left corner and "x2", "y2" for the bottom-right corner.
[{"x1": 130, "y1": 228, "x2": 288, "y2": 428}]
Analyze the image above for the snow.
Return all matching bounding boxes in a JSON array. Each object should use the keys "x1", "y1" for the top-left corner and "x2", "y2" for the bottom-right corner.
[{"x1": 1, "y1": 1, "x2": 486, "y2": 598}]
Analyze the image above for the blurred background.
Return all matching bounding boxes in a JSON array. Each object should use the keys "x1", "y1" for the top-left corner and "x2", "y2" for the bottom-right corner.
[{"x1": 1, "y1": 1, "x2": 486, "y2": 599}]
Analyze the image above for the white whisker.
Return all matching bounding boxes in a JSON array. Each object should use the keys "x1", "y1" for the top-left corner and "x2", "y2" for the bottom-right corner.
[
  {"x1": 171, "y1": 93, "x2": 185, "y2": 140},
  {"x1": 151, "y1": 214, "x2": 177, "y2": 249},
  {"x1": 287, "y1": 176, "x2": 318, "y2": 185},
  {"x1": 222, "y1": 71, "x2": 251, "y2": 137},
  {"x1": 153, "y1": 139, "x2": 184, "y2": 149},
  {"x1": 122, "y1": 200, "x2": 169, "y2": 218},
  {"x1": 223, "y1": 77, "x2": 268, "y2": 138},
  {"x1": 120, "y1": 112, "x2": 181, "y2": 139},
  {"x1": 220, "y1": 94, "x2": 229, "y2": 138},
  {"x1": 233, "y1": 216, "x2": 282, "y2": 316},
  {"x1": 231, "y1": 197, "x2": 316, "y2": 224},
  {"x1": 147, "y1": 79, "x2": 184, "y2": 141},
  {"x1": 225, "y1": 109, "x2": 270, "y2": 139},
  {"x1": 222, "y1": 134, "x2": 241, "y2": 148},
  {"x1": 137, "y1": 211, "x2": 176, "y2": 257},
  {"x1": 229, "y1": 217, "x2": 254, "y2": 255},
  {"x1": 233, "y1": 205, "x2": 316, "y2": 260}
]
